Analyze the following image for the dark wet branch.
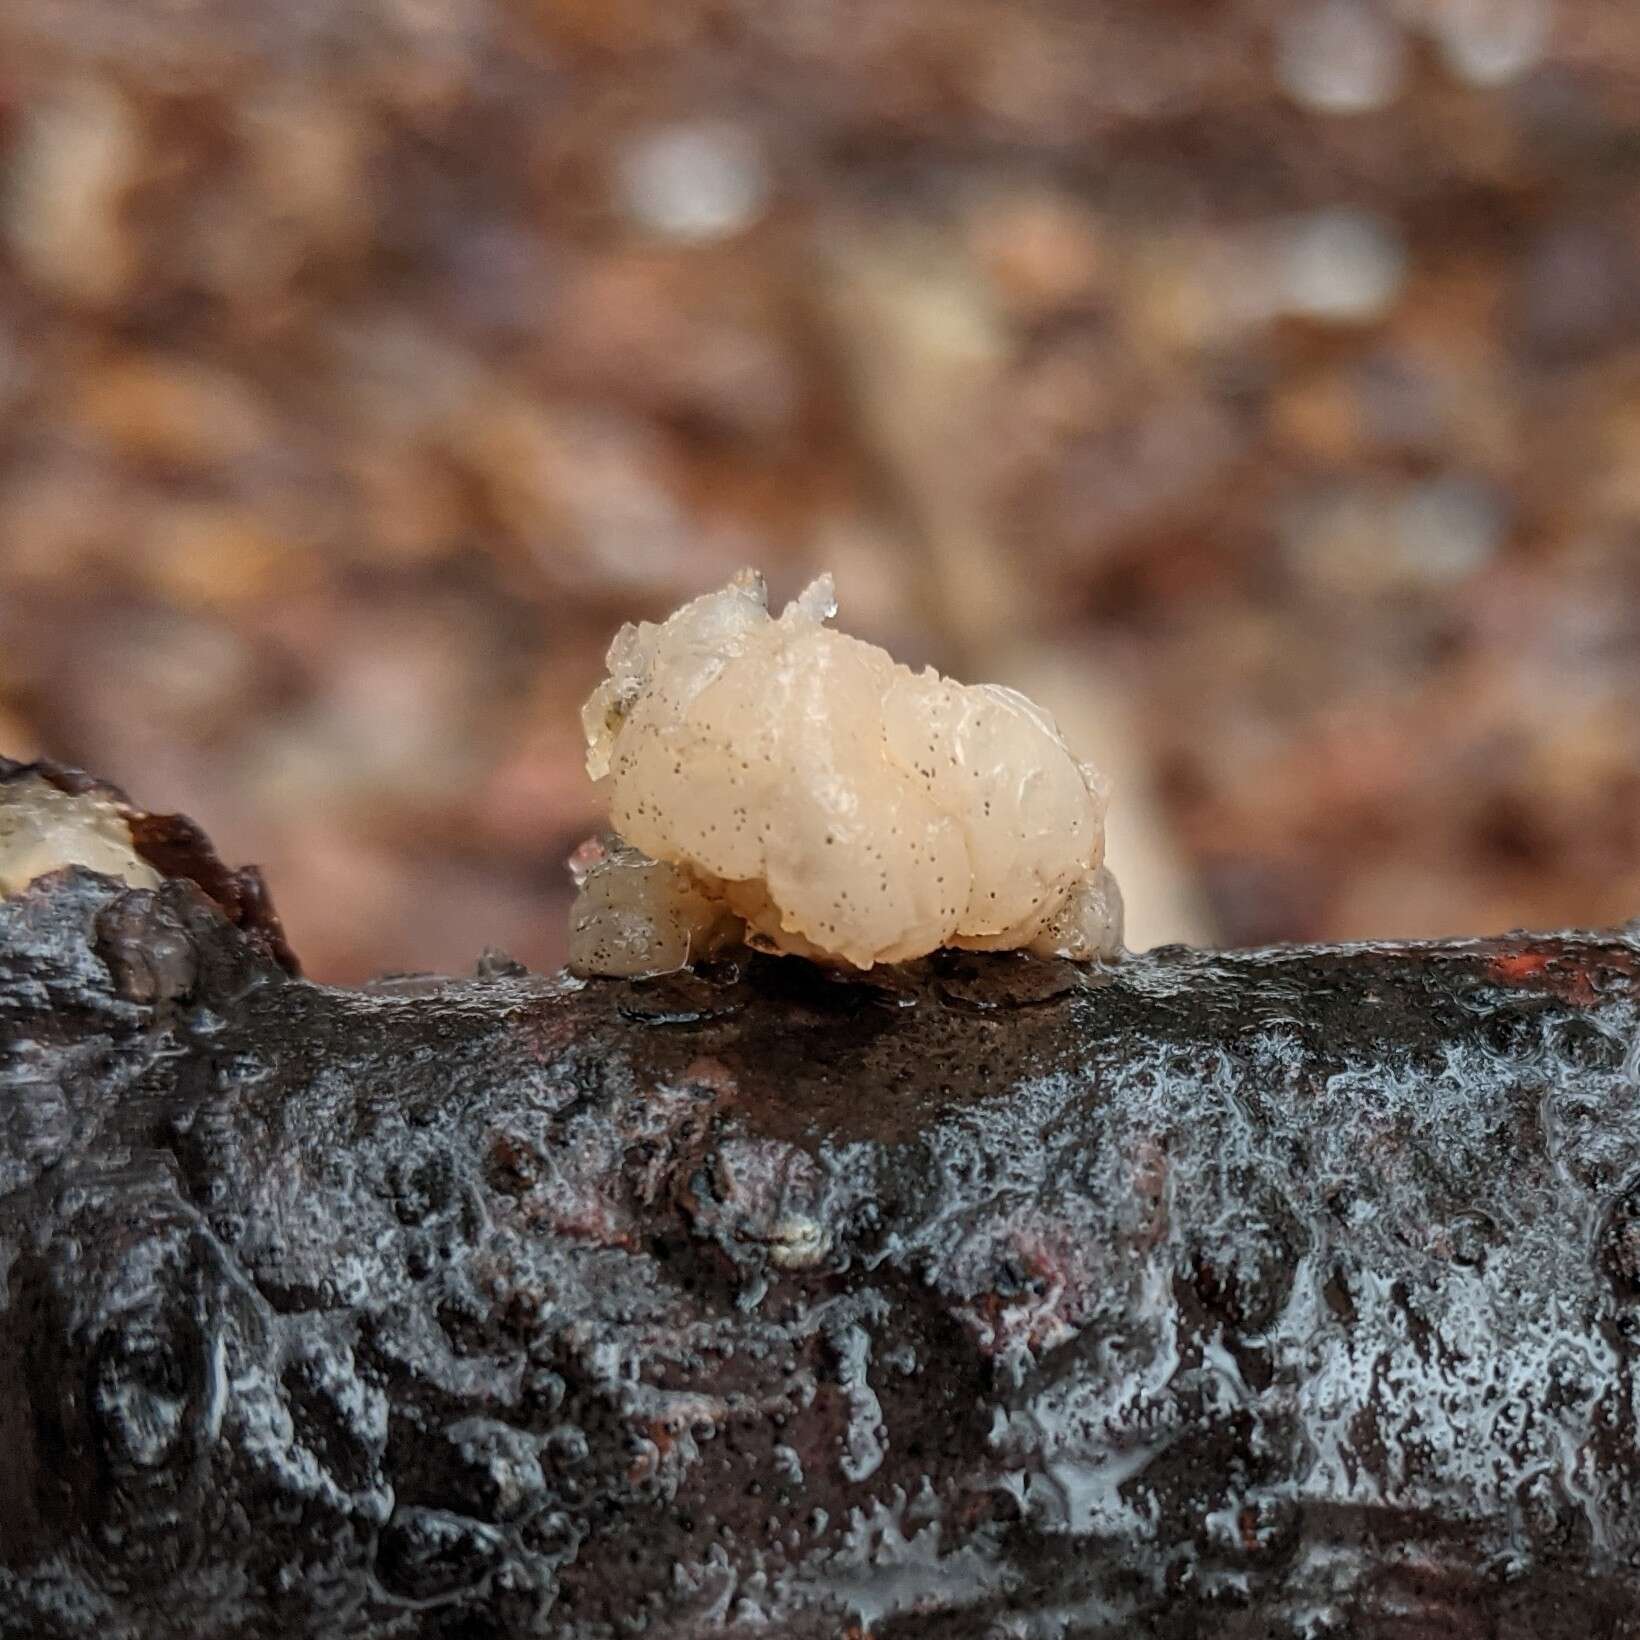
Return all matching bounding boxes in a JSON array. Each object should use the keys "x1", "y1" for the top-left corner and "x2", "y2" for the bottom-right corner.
[{"x1": 2, "y1": 767, "x2": 1639, "y2": 1639}]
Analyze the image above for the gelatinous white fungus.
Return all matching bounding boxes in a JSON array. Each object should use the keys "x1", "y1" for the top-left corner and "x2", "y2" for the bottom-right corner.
[
  {"x1": 566, "y1": 836, "x2": 741, "y2": 978},
  {"x1": 0, "y1": 774, "x2": 161, "y2": 898},
  {"x1": 571, "y1": 571, "x2": 1123, "y2": 974}
]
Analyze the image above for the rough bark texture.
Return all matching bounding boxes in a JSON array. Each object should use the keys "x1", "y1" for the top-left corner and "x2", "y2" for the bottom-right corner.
[{"x1": 3, "y1": 769, "x2": 1640, "y2": 1638}]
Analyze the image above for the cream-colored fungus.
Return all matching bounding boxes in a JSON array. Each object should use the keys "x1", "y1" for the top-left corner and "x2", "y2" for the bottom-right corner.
[
  {"x1": 572, "y1": 570, "x2": 1122, "y2": 975},
  {"x1": 0, "y1": 773, "x2": 161, "y2": 898}
]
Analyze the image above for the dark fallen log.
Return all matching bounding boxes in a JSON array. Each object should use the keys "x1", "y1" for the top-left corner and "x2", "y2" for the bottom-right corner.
[{"x1": 3, "y1": 765, "x2": 1640, "y2": 1639}]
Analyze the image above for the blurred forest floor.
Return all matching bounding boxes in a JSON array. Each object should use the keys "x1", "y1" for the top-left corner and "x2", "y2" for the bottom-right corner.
[{"x1": 3, "y1": 0, "x2": 1640, "y2": 981}]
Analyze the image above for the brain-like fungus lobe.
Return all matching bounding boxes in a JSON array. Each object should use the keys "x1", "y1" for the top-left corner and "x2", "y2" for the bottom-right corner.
[{"x1": 571, "y1": 571, "x2": 1122, "y2": 976}]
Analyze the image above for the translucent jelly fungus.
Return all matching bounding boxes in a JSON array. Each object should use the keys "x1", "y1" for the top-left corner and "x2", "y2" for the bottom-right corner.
[
  {"x1": 0, "y1": 773, "x2": 160, "y2": 898},
  {"x1": 572, "y1": 571, "x2": 1122, "y2": 975},
  {"x1": 566, "y1": 835, "x2": 741, "y2": 979}
]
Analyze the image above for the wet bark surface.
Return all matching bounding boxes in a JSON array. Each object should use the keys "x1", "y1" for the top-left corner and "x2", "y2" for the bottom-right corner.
[{"x1": 3, "y1": 782, "x2": 1640, "y2": 1636}]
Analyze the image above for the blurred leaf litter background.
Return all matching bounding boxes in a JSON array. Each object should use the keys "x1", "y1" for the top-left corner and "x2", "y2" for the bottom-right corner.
[{"x1": 1, "y1": 0, "x2": 1639, "y2": 981}]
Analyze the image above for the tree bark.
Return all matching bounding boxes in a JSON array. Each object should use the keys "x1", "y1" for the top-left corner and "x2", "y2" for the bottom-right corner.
[{"x1": 2, "y1": 765, "x2": 1639, "y2": 1638}]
